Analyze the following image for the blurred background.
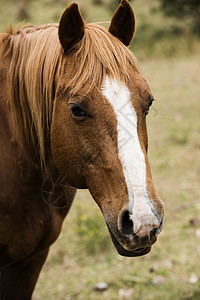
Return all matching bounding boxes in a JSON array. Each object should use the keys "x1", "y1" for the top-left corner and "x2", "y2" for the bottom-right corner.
[
  {"x1": 1, "y1": 0, "x2": 200, "y2": 58},
  {"x1": 1, "y1": 0, "x2": 200, "y2": 299}
]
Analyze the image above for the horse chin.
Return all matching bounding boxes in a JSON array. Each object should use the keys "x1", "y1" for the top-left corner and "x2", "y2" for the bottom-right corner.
[
  {"x1": 116, "y1": 245, "x2": 151, "y2": 257},
  {"x1": 106, "y1": 223, "x2": 151, "y2": 257}
]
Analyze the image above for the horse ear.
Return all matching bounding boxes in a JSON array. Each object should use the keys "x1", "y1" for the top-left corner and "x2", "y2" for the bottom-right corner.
[
  {"x1": 59, "y1": 3, "x2": 85, "y2": 53},
  {"x1": 109, "y1": 0, "x2": 135, "y2": 46}
]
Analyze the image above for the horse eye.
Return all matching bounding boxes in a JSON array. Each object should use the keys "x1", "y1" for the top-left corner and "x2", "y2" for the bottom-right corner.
[
  {"x1": 145, "y1": 98, "x2": 154, "y2": 115},
  {"x1": 70, "y1": 105, "x2": 87, "y2": 118}
]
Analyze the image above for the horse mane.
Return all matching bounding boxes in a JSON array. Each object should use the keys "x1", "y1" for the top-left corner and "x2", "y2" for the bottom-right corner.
[
  {"x1": 4, "y1": 24, "x2": 61, "y2": 171},
  {"x1": 3, "y1": 22, "x2": 138, "y2": 171},
  {"x1": 65, "y1": 23, "x2": 138, "y2": 96}
]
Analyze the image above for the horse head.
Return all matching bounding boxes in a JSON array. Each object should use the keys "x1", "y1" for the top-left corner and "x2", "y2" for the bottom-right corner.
[{"x1": 51, "y1": 0, "x2": 164, "y2": 257}]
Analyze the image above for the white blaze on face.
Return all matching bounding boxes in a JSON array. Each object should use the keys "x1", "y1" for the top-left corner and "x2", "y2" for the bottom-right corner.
[{"x1": 102, "y1": 76, "x2": 159, "y2": 237}]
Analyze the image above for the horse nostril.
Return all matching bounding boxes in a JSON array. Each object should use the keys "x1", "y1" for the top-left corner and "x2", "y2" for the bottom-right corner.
[
  {"x1": 151, "y1": 218, "x2": 164, "y2": 237},
  {"x1": 120, "y1": 210, "x2": 134, "y2": 237}
]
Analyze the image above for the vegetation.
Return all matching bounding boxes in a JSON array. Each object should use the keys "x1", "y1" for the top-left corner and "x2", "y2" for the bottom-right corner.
[
  {"x1": 0, "y1": 0, "x2": 199, "y2": 299},
  {"x1": 159, "y1": 0, "x2": 200, "y2": 36}
]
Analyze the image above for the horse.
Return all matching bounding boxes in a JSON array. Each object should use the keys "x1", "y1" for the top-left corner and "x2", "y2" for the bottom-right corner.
[{"x1": 0, "y1": 1, "x2": 164, "y2": 299}]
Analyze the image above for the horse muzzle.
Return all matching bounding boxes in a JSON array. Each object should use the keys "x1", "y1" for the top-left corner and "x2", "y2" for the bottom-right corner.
[
  {"x1": 106, "y1": 209, "x2": 164, "y2": 257},
  {"x1": 106, "y1": 223, "x2": 152, "y2": 257}
]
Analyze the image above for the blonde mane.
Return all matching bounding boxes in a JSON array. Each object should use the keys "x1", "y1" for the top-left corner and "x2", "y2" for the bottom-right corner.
[
  {"x1": 3, "y1": 22, "x2": 138, "y2": 170},
  {"x1": 65, "y1": 23, "x2": 138, "y2": 96}
]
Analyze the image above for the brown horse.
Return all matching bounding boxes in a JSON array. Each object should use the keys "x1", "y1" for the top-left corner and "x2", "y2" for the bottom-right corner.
[{"x1": 0, "y1": 1, "x2": 164, "y2": 299}]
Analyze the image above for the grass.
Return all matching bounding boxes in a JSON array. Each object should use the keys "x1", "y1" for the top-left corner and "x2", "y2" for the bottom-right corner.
[
  {"x1": 0, "y1": 0, "x2": 200, "y2": 299},
  {"x1": 32, "y1": 54, "x2": 200, "y2": 299}
]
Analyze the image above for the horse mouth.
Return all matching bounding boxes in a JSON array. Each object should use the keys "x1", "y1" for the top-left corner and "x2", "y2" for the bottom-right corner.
[{"x1": 106, "y1": 223, "x2": 151, "y2": 257}]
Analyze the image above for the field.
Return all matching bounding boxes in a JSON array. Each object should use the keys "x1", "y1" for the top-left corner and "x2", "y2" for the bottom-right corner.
[{"x1": 1, "y1": 0, "x2": 200, "y2": 299}]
